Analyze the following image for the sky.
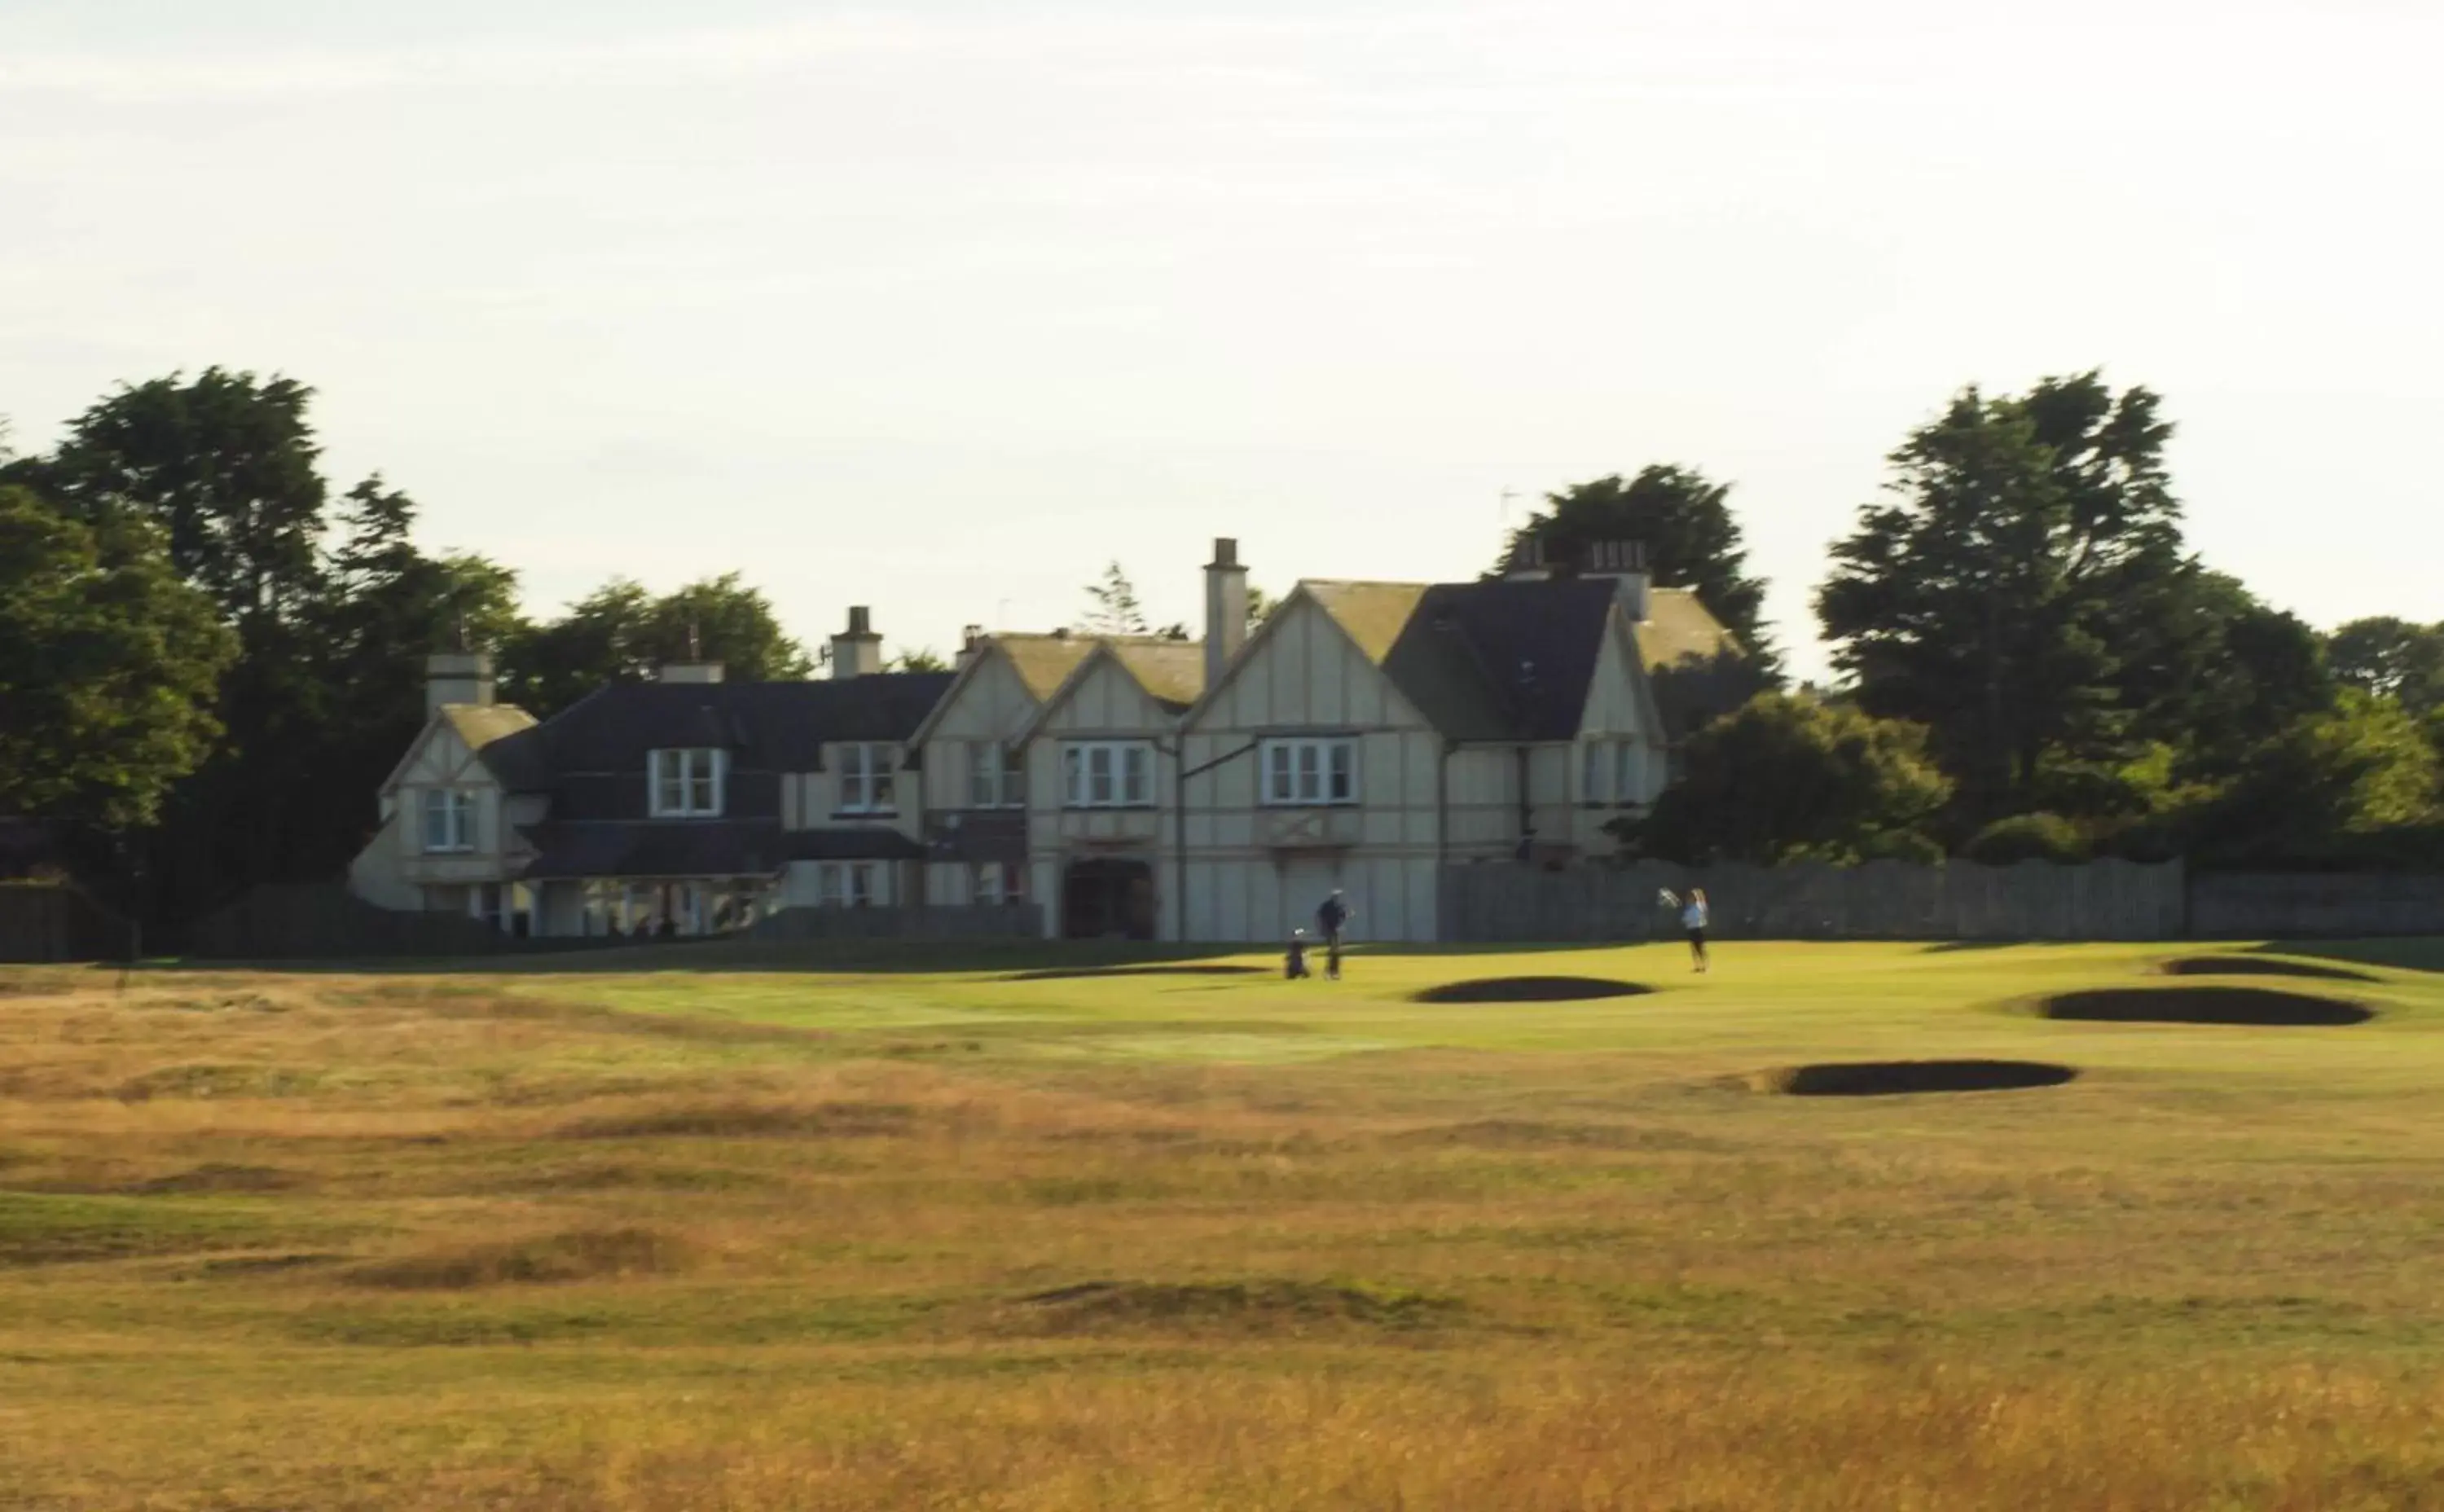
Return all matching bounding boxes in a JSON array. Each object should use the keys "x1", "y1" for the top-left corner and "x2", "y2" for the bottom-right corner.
[{"x1": 3, "y1": 0, "x2": 2437, "y2": 678}]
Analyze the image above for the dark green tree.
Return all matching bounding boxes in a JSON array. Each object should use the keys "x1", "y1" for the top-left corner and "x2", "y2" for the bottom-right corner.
[
  {"x1": 502, "y1": 574, "x2": 811, "y2": 714},
  {"x1": 888, "y1": 647, "x2": 952, "y2": 673},
  {"x1": 0, "y1": 486, "x2": 234, "y2": 829},
  {"x1": 2328, "y1": 618, "x2": 2444, "y2": 714},
  {"x1": 1501, "y1": 466, "x2": 1780, "y2": 679},
  {"x1": 310, "y1": 477, "x2": 525, "y2": 851},
  {"x1": 2191, "y1": 692, "x2": 2442, "y2": 865},
  {"x1": 1620, "y1": 693, "x2": 1952, "y2": 864},
  {"x1": 2114, "y1": 569, "x2": 2334, "y2": 776},
  {"x1": 42, "y1": 368, "x2": 327, "y2": 627},
  {"x1": 1817, "y1": 373, "x2": 2191, "y2": 818}
]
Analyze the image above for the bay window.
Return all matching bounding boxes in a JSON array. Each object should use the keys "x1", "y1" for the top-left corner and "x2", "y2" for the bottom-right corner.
[{"x1": 1259, "y1": 736, "x2": 1357, "y2": 807}]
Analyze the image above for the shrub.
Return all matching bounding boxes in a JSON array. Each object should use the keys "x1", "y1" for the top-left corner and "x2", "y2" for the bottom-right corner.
[{"x1": 1963, "y1": 812, "x2": 2090, "y2": 864}]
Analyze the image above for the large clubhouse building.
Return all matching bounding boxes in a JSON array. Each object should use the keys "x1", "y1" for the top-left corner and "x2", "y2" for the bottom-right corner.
[{"x1": 349, "y1": 540, "x2": 1747, "y2": 943}]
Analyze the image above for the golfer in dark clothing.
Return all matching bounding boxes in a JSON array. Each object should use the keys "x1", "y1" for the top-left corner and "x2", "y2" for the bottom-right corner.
[{"x1": 1317, "y1": 890, "x2": 1349, "y2": 979}]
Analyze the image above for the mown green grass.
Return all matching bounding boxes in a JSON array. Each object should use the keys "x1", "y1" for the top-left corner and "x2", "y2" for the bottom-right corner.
[{"x1": 3, "y1": 940, "x2": 2443, "y2": 1509}]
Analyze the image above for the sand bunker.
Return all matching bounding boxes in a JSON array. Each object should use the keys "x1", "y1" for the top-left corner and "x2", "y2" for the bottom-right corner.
[
  {"x1": 2037, "y1": 986, "x2": 2373, "y2": 1026},
  {"x1": 1411, "y1": 977, "x2": 1655, "y2": 1004},
  {"x1": 1750, "y1": 1060, "x2": 2078, "y2": 1097},
  {"x1": 2156, "y1": 956, "x2": 2376, "y2": 983}
]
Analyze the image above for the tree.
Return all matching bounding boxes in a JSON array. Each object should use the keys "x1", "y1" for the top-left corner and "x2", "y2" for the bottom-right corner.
[
  {"x1": 1619, "y1": 693, "x2": 1953, "y2": 864},
  {"x1": 1079, "y1": 562, "x2": 1149, "y2": 636},
  {"x1": 501, "y1": 574, "x2": 811, "y2": 714},
  {"x1": 1817, "y1": 373, "x2": 2191, "y2": 819},
  {"x1": 642, "y1": 574, "x2": 813, "y2": 679},
  {"x1": 1501, "y1": 466, "x2": 1780, "y2": 679},
  {"x1": 888, "y1": 647, "x2": 951, "y2": 673},
  {"x1": 310, "y1": 477, "x2": 525, "y2": 853},
  {"x1": 2115, "y1": 569, "x2": 2334, "y2": 777},
  {"x1": 42, "y1": 368, "x2": 328, "y2": 629},
  {"x1": 2191, "y1": 692, "x2": 2442, "y2": 865},
  {"x1": 2328, "y1": 618, "x2": 2444, "y2": 714},
  {"x1": 1246, "y1": 582, "x2": 1277, "y2": 635},
  {"x1": 0, "y1": 486, "x2": 233, "y2": 830}
]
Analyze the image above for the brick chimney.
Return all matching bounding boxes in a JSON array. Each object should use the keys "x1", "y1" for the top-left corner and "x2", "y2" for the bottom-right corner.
[
  {"x1": 831, "y1": 606, "x2": 883, "y2": 679},
  {"x1": 424, "y1": 651, "x2": 495, "y2": 714},
  {"x1": 1204, "y1": 538, "x2": 1248, "y2": 694}
]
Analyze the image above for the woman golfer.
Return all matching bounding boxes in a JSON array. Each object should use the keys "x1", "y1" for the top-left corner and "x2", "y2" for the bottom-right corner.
[{"x1": 1681, "y1": 888, "x2": 1710, "y2": 974}]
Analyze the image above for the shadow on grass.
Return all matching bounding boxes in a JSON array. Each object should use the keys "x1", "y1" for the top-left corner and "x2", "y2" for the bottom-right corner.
[
  {"x1": 125, "y1": 938, "x2": 1604, "y2": 979},
  {"x1": 2250, "y1": 939, "x2": 2444, "y2": 974},
  {"x1": 1412, "y1": 977, "x2": 1655, "y2": 1004},
  {"x1": 1002, "y1": 965, "x2": 1269, "y2": 982}
]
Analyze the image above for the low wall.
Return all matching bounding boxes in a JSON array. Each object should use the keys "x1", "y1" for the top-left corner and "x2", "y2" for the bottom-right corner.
[
  {"x1": 0, "y1": 882, "x2": 129, "y2": 963},
  {"x1": 185, "y1": 884, "x2": 594, "y2": 960},
  {"x1": 1439, "y1": 858, "x2": 2188, "y2": 943},
  {"x1": 751, "y1": 903, "x2": 1043, "y2": 943},
  {"x1": 2189, "y1": 872, "x2": 2444, "y2": 940}
]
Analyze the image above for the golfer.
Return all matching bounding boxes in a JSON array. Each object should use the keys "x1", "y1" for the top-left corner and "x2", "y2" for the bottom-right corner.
[
  {"x1": 1316, "y1": 890, "x2": 1350, "y2": 980},
  {"x1": 1681, "y1": 888, "x2": 1710, "y2": 974}
]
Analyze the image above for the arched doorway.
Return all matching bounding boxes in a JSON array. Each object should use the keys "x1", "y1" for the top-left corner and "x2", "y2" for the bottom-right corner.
[{"x1": 1063, "y1": 858, "x2": 1156, "y2": 940}]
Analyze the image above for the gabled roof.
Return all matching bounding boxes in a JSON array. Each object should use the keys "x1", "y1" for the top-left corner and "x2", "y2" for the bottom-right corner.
[
  {"x1": 1017, "y1": 635, "x2": 1208, "y2": 741},
  {"x1": 442, "y1": 705, "x2": 547, "y2": 791},
  {"x1": 1196, "y1": 575, "x2": 1745, "y2": 744},
  {"x1": 381, "y1": 703, "x2": 544, "y2": 796},
  {"x1": 998, "y1": 634, "x2": 1102, "y2": 701},
  {"x1": 1106, "y1": 640, "x2": 1206, "y2": 713},
  {"x1": 902, "y1": 632, "x2": 1098, "y2": 753}
]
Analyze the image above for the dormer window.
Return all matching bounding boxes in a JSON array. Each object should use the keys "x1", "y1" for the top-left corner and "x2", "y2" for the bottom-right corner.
[
  {"x1": 837, "y1": 743, "x2": 897, "y2": 814},
  {"x1": 649, "y1": 749, "x2": 726, "y2": 817}
]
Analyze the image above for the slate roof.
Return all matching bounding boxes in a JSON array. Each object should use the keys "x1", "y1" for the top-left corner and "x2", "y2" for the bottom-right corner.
[
  {"x1": 537, "y1": 674, "x2": 953, "y2": 775},
  {"x1": 1303, "y1": 577, "x2": 1745, "y2": 742}
]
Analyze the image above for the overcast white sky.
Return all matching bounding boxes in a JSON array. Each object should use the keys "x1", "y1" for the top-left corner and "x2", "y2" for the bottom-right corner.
[{"x1": 3, "y1": 0, "x2": 2436, "y2": 676}]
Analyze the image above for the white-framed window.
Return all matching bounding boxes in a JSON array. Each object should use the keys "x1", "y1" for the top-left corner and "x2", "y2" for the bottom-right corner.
[
  {"x1": 967, "y1": 741, "x2": 1026, "y2": 808},
  {"x1": 648, "y1": 749, "x2": 725, "y2": 817},
  {"x1": 1259, "y1": 737, "x2": 1357, "y2": 807},
  {"x1": 812, "y1": 861, "x2": 886, "y2": 908},
  {"x1": 420, "y1": 789, "x2": 475, "y2": 852},
  {"x1": 1615, "y1": 741, "x2": 1640, "y2": 807},
  {"x1": 837, "y1": 743, "x2": 897, "y2": 814},
  {"x1": 1062, "y1": 740, "x2": 1154, "y2": 808}
]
